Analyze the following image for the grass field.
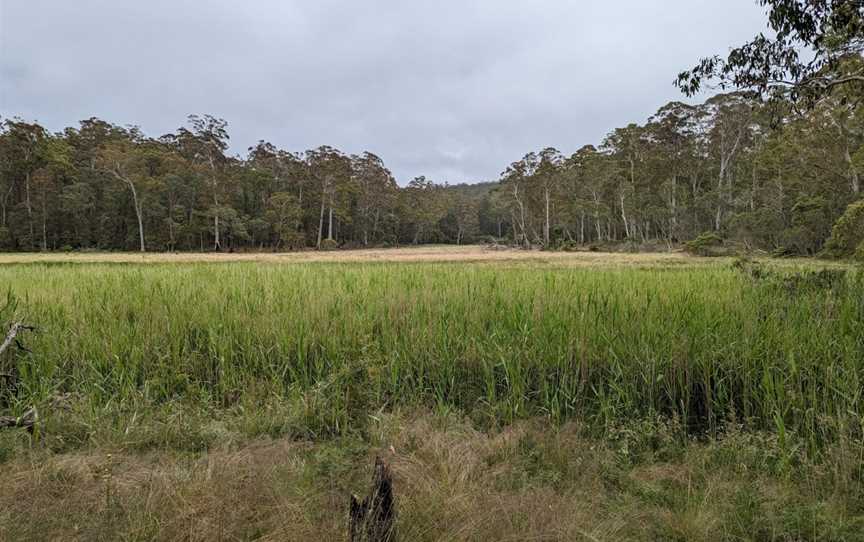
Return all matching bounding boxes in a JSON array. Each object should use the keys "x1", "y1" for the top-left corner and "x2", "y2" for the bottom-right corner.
[{"x1": 0, "y1": 248, "x2": 862, "y2": 540}]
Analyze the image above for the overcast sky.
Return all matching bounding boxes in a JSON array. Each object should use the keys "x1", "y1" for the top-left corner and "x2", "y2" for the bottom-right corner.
[{"x1": 1, "y1": 1, "x2": 766, "y2": 184}]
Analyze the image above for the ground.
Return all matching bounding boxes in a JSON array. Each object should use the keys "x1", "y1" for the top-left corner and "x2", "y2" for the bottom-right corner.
[{"x1": 0, "y1": 244, "x2": 846, "y2": 269}]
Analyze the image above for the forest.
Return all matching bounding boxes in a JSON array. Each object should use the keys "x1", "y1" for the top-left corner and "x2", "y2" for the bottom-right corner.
[{"x1": 2, "y1": 62, "x2": 863, "y2": 258}]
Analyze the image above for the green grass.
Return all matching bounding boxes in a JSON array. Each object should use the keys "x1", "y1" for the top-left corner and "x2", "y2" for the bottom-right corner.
[{"x1": 2, "y1": 261, "x2": 862, "y2": 448}]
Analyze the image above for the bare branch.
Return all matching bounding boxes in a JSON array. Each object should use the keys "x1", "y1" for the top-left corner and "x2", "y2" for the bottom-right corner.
[{"x1": 0, "y1": 322, "x2": 35, "y2": 358}]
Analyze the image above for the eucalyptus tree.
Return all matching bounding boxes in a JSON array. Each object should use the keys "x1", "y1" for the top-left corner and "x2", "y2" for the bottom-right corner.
[
  {"x1": 678, "y1": 0, "x2": 864, "y2": 103},
  {"x1": 96, "y1": 128, "x2": 172, "y2": 252},
  {"x1": 306, "y1": 146, "x2": 350, "y2": 248},
  {"x1": 500, "y1": 152, "x2": 539, "y2": 246},
  {"x1": 351, "y1": 152, "x2": 398, "y2": 246},
  {"x1": 602, "y1": 124, "x2": 647, "y2": 240},
  {"x1": 0, "y1": 120, "x2": 49, "y2": 249},
  {"x1": 171, "y1": 115, "x2": 231, "y2": 250},
  {"x1": 535, "y1": 147, "x2": 565, "y2": 246}
]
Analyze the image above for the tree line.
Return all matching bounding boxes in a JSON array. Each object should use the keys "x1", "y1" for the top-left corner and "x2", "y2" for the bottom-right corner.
[
  {"x1": 1, "y1": 84, "x2": 861, "y2": 255},
  {"x1": 0, "y1": 115, "x2": 491, "y2": 252}
]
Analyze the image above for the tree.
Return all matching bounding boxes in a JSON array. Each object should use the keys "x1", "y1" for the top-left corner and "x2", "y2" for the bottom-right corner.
[
  {"x1": 172, "y1": 115, "x2": 231, "y2": 250},
  {"x1": 500, "y1": 153, "x2": 539, "y2": 246},
  {"x1": 0, "y1": 120, "x2": 48, "y2": 249},
  {"x1": 677, "y1": 0, "x2": 864, "y2": 103},
  {"x1": 351, "y1": 152, "x2": 398, "y2": 246},
  {"x1": 603, "y1": 125, "x2": 646, "y2": 240},
  {"x1": 97, "y1": 130, "x2": 153, "y2": 252},
  {"x1": 535, "y1": 148, "x2": 565, "y2": 246},
  {"x1": 306, "y1": 146, "x2": 350, "y2": 248},
  {"x1": 401, "y1": 176, "x2": 449, "y2": 244},
  {"x1": 265, "y1": 192, "x2": 303, "y2": 249}
]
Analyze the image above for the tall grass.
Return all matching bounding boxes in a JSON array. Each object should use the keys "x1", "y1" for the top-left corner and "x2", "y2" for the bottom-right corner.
[{"x1": 2, "y1": 262, "x2": 862, "y2": 446}]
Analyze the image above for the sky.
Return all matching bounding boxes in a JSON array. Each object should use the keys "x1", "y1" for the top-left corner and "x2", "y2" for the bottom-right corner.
[{"x1": 1, "y1": 1, "x2": 767, "y2": 184}]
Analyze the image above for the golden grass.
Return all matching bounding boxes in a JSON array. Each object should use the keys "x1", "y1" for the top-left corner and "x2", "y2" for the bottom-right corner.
[
  {"x1": 0, "y1": 245, "x2": 699, "y2": 267},
  {"x1": 1, "y1": 412, "x2": 855, "y2": 541},
  {"x1": 0, "y1": 245, "x2": 848, "y2": 271}
]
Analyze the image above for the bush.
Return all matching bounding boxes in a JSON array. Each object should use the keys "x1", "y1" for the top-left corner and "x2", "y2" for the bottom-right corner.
[
  {"x1": 823, "y1": 199, "x2": 864, "y2": 259},
  {"x1": 771, "y1": 246, "x2": 796, "y2": 258},
  {"x1": 684, "y1": 232, "x2": 724, "y2": 256},
  {"x1": 318, "y1": 238, "x2": 339, "y2": 251}
]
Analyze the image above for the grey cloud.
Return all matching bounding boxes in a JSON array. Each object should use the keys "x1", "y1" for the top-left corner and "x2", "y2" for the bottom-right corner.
[{"x1": 1, "y1": 0, "x2": 766, "y2": 183}]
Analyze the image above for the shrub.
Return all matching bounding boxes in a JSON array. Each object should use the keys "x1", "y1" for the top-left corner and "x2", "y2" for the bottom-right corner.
[
  {"x1": 684, "y1": 232, "x2": 724, "y2": 256},
  {"x1": 318, "y1": 239, "x2": 339, "y2": 251},
  {"x1": 771, "y1": 246, "x2": 796, "y2": 258},
  {"x1": 823, "y1": 199, "x2": 864, "y2": 259}
]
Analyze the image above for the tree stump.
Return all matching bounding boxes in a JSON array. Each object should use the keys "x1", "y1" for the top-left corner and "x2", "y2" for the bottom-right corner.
[{"x1": 349, "y1": 456, "x2": 396, "y2": 542}]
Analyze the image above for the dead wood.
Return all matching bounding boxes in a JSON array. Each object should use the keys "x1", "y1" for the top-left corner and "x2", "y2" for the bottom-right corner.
[
  {"x1": 0, "y1": 407, "x2": 38, "y2": 432},
  {"x1": 0, "y1": 322, "x2": 35, "y2": 358},
  {"x1": 349, "y1": 456, "x2": 396, "y2": 542},
  {"x1": 1, "y1": 322, "x2": 37, "y2": 429}
]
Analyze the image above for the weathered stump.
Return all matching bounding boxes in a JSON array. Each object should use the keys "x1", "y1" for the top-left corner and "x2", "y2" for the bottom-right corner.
[{"x1": 349, "y1": 456, "x2": 396, "y2": 542}]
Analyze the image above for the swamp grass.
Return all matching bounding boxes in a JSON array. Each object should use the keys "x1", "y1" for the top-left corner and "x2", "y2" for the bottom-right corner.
[{"x1": 1, "y1": 261, "x2": 862, "y2": 451}]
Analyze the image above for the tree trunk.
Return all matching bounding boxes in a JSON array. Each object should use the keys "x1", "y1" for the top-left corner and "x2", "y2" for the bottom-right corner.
[
  {"x1": 844, "y1": 144, "x2": 860, "y2": 195},
  {"x1": 543, "y1": 187, "x2": 550, "y2": 246},
  {"x1": 620, "y1": 193, "x2": 630, "y2": 239},
  {"x1": 25, "y1": 173, "x2": 34, "y2": 250},
  {"x1": 41, "y1": 196, "x2": 47, "y2": 251},
  {"x1": 129, "y1": 182, "x2": 146, "y2": 253},
  {"x1": 579, "y1": 212, "x2": 585, "y2": 244},
  {"x1": 316, "y1": 189, "x2": 326, "y2": 249},
  {"x1": 327, "y1": 201, "x2": 334, "y2": 241},
  {"x1": 1, "y1": 180, "x2": 15, "y2": 228},
  {"x1": 110, "y1": 168, "x2": 146, "y2": 252}
]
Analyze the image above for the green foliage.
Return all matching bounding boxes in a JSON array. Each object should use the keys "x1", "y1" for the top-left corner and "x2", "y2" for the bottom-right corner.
[
  {"x1": 678, "y1": 0, "x2": 864, "y2": 103},
  {"x1": 823, "y1": 199, "x2": 864, "y2": 259},
  {"x1": 318, "y1": 238, "x2": 339, "y2": 251},
  {"x1": 684, "y1": 232, "x2": 724, "y2": 256}
]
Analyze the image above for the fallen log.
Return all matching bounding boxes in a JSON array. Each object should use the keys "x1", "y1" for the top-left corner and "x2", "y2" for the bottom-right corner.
[
  {"x1": 0, "y1": 407, "x2": 38, "y2": 432},
  {"x1": 349, "y1": 456, "x2": 396, "y2": 542}
]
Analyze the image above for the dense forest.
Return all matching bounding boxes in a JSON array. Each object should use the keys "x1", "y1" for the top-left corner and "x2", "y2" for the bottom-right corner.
[
  {"x1": 2, "y1": 2, "x2": 864, "y2": 258},
  {"x1": 1, "y1": 88, "x2": 860, "y2": 256}
]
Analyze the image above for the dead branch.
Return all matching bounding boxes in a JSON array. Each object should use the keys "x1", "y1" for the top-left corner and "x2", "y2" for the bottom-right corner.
[
  {"x1": 0, "y1": 322, "x2": 35, "y2": 358},
  {"x1": 0, "y1": 407, "x2": 38, "y2": 432},
  {"x1": 349, "y1": 456, "x2": 396, "y2": 542}
]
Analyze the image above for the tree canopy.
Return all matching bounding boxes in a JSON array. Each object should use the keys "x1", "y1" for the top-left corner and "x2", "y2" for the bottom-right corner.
[{"x1": 677, "y1": 0, "x2": 864, "y2": 103}]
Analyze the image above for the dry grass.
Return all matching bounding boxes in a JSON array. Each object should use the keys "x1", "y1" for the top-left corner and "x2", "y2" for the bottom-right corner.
[
  {"x1": 0, "y1": 245, "x2": 848, "y2": 271},
  {"x1": 1, "y1": 413, "x2": 859, "y2": 541},
  {"x1": 0, "y1": 245, "x2": 703, "y2": 267}
]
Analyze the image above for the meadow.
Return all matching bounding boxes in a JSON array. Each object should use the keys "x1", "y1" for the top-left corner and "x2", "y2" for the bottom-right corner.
[{"x1": 0, "y1": 249, "x2": 862, "y2": 540}]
